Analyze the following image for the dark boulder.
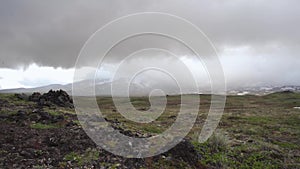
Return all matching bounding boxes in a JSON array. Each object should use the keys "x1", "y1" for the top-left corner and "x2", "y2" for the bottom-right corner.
[
  {"x1": 30, "y1": 109, "x2": 64, "y2": 124},
  {"x1": 39, "y1": 90, "x2": 73, "y2": 108},
  {"x1": 39, "y1": 111, "x2": 52, "y2": 121},
  {"x1": 29, "y1": 90, "x2": 73, "y2": 108},
  {"x1": 14, "y1": 93, "x2": 29, "y2": 100},
  {"x1": 0, "y1": 99, "x2": 9, "y2": 108},
  {"x1": 28, "y1": 92, "x2": 42, "y2": 102},
  {"x1": 52, "y1": 114, "x2": 65, "y2": 123},
  {"x1": 15, "y1": 110, "x2": 27, "y2": 120},
  {"x1": 8, "y1": 110, "x2": 28, "y2": 122}
]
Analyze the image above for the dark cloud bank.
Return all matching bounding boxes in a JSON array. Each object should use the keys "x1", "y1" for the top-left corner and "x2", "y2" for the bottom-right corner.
[{"x1": 0, "y1": 0, "x2": 299, "y2": 87}]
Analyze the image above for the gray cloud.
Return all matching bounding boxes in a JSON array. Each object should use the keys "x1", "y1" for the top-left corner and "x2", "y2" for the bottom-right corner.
[
  {"x1": 0, "y1": 0, "x2": 299, "y2": 87},
  {"x1": 0, "y1": 0, "x2": 299, "y2": 68}
]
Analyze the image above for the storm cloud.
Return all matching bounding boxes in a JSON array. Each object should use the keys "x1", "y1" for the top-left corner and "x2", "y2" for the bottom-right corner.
[
  {"x1": 0, "y1": 0, "x2": 299, "y2": 67},
  {"x1": 0, "y1": 0, "x2": 299, "y2": 88}
]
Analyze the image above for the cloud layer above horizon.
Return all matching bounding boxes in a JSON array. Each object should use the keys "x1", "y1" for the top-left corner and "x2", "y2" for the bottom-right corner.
[{"x1": 0, "y1": 0, "x2": 299, "y2": 89}]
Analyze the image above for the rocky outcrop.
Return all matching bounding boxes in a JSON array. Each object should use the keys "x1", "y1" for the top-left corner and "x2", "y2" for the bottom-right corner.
[{"x1": 29, "y1": 90, "x2": 73, "y2": 108}]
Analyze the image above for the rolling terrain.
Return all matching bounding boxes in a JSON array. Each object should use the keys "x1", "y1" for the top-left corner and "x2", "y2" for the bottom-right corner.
[{"x1": 0, "y1": 90, "x2": 299, "y2": 168}]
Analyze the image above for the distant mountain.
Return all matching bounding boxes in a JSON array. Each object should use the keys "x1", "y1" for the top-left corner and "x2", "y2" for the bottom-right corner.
[
  {"x1": 0, "y1": 84, "x2": 72, "y2": 94},
  {"x1": 0, "y1": 78, "x2": 111, "y2": 95},
  {"x1": 0, "y1": 78, "x2": 172, "y2": 96},
  {"x1": 1, "y1": 81, "x2": 299, "y2": 96}
]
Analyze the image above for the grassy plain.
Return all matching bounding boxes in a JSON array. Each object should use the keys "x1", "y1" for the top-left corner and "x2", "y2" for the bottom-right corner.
[{"x1": 0, "y1": 92, "x2": 299, "y2": 168}]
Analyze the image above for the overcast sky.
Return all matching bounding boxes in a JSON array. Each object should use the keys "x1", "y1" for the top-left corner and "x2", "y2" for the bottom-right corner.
[{"x1": 0, "y1": 0, "x2": 299, "y2": 90}]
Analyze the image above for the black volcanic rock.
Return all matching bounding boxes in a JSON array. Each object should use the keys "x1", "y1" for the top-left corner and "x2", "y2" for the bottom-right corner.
[
  {"x1": 28, "y1": 92, "x2": 42, "y2": 102},
  {"x1": 29, "y1": 90, "x2": 73, "y2": 108},
  {"x1": 14, "y1": 93, "x2": 29, "y2": 100},
  {"x1": 281, "y1": 90, "x2": 294, "y2": 94}
]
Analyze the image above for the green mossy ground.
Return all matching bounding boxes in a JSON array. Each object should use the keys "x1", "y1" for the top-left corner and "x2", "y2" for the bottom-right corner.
[{"x1": 0, "y1": 92, "x2": 299, "y2": 168}]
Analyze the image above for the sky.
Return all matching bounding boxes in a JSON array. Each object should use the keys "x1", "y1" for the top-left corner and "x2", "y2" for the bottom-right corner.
[{"x1": 0, "y1": 0, "x2": 299, "y2": 90}]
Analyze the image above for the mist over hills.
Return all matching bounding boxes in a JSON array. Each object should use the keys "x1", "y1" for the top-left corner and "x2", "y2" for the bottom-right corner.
[
  {"x1": 0, "y1": 84, "x2": 71, "y2": 94},
  {"x1": 0, "y1": 79, "x2": 299, "y2": 96}
]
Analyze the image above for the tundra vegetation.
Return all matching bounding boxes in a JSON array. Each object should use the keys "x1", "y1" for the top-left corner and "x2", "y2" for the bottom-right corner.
[{"x1": 0, "y1": 90, "x2": 299, "y2": 168}]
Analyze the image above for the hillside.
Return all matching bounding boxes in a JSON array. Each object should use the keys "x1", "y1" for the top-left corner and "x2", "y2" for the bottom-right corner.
[{"x1": 0, "y1": 91, "x2": 299, "y2": 168}]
